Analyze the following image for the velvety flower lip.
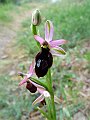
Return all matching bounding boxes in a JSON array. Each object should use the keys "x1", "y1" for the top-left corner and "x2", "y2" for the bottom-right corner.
[{"x1": 34, "y1": 20, "x2": 67, "y2": 56}]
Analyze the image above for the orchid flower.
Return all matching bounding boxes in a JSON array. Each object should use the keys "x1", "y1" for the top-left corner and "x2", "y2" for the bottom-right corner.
[
  {"x1": 18, "y1": 61, "x2": 51, "y2": 104},
  {"x1": 18, "y1": 62, "x2": 60, "y2": 105},
  {"x1": 20, "y1": 74, "x2": 50, "y2": 105},
  {"x1": 34, "y1": 20, "x2": 67, "y2": 56}
]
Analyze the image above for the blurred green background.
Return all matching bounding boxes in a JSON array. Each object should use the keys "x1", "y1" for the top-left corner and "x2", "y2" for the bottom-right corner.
[{"x1": 0, "y1": 0, "x2": 90, "y2": 120}]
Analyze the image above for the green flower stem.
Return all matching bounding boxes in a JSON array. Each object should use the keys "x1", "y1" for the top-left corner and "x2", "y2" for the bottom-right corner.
[
  {"x1": 45, "y1": 97, "x2": 52, "y2": 120},
  {"x1": 46, "y1": 69, "x2": 56, "y2": 120},
  {"x1": 31, "y1": 23, "x2": 56, "y2": 119},
  {"x1": 31, "y1": 24, "x2": 40, "y2": 48},
  {"x1": 51, "y1": 94, "x2": 56, "y2": 120},
  {"x1": 31, "y1": 24, "x2": 37, "y2": 35},
  {"x1": 37, "y1": 107, "x2": 49, "y2": 119}
]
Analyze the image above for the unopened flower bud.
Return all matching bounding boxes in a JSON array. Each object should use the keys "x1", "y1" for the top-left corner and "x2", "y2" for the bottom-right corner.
[{"x1": 32, "y1": 9, "x2": 41, "y2": 26}]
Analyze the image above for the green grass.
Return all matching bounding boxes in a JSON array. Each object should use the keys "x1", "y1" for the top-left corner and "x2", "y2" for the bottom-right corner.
[
  {"x1": 18, "y1": 0, "x2": 90, "y2": 55},
  {"x1": 0, "y1": 2, "x2": 35, "y2": 24},
  {"x1": 52, "y1": 46, "x2": 89, "y2": 119},
  {"x1": 0, "y1": 0, "x2": 90, "y2": 119},
  {"x1": 41, "y1": 0, "x2": 90, "y2": 47},
  {"x1": 0, "y1": 3, "x2": 15, "y2": 23},
  {"x1": 0, "y1": 75, "x2": 35, "y2": 120},
  {"x1": 17, "y1": 17, "x2": 39, "y2": 56},
  {"x1": 84, "y1": 51, "x2": 90, "y2": 61},
  {"x1": 16, "y1": 0, "x2": 90, "y2": 119}
]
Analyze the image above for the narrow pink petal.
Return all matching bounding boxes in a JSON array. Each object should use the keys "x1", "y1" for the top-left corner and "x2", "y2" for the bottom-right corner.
[
  {"x1": 30, "y1": 80, "x2": 45, "y2": 94},
  {"x1": 34, "y1": 35, "x2": 45, "y2": 45},
  {"x1": 45, "y1": 21, "x2": 49, "y2": 41},
  {"x1": 19, "y1": 76, "x2": 28, "y2": 86},
  {"x1": 45, "y1": 20, "x2": 54, "y2": 42},
  {"x1": 29, "y1": 61, "x2": 34, "y2": 74},
  {"x1": 32, "y1": 94, "x2": 44, "y2": 105},
  {"x1": 37, "y1": 87, "x2": 46, "y2": 94},
  {"x1": 50, "y1": 39, "x2": 67, "y2": 48},
  {"x1": 49, "y1": 21, "x2": 54, "y2": 41}
]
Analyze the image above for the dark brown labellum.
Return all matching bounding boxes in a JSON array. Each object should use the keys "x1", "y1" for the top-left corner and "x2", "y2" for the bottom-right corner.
[
  {"x1": 35, "y1": 47, "x2": 53, "y2": 77},
  {"x1": 26, "y1": 81, "x2": 37, "y2": 93},
  {"x1": 41, "y1": 99, "x2": 46, "y2": 105}
]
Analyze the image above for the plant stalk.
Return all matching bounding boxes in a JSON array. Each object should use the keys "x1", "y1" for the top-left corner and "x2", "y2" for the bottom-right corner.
[
  {"x1": 31, "y1": 24, "x2": 40, "y2": 48},
  {"x1": 46, "y1": 69, "x2": 56, "y2": 120}
]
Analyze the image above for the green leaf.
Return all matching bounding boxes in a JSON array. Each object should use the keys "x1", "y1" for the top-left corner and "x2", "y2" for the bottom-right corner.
[
  {"x1": 37, "y1": 107, "x2": 49, "y2": 119},
  {"x1": 59, "y1": 106, "x2": 64, "y2": 120}
]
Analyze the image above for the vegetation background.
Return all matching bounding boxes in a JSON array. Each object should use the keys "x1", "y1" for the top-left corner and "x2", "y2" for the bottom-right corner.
[{"x1": 0, "y1": 0, "x2": 90, "y2": 120}]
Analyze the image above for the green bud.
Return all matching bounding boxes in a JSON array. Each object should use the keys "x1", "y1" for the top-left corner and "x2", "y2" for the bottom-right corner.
[{"x1": 32, "y1": 9, "x2": 41, "y2": 26}]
